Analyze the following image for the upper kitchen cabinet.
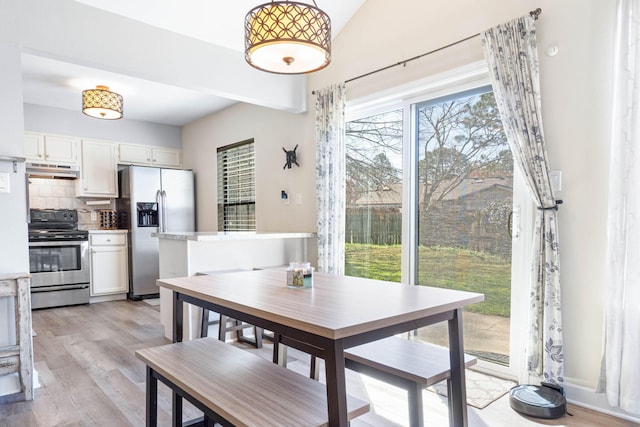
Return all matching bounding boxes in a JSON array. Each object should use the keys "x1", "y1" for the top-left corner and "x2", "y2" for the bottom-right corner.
[
  {"x1": 118, "y1": 143, "x2": 182, "y2": 168},
  {"x1": 77, "y1": 139, "x2": 118, "y2": 198},
  {"x1": 24, "y1": 132, "x2": 78, "y2": 164}
]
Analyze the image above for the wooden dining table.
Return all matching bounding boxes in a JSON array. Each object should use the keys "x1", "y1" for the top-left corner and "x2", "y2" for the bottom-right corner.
[{"x1": 158, "y1": 268, "x2": 484, "y2": 427}]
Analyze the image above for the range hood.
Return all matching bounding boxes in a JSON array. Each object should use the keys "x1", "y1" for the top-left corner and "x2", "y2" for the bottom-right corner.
[{"x1": 26, "y1": 162, "x2": 80, "y2": 179}]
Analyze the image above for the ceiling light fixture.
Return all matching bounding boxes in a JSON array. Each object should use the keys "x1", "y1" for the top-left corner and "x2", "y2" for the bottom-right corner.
[
  {"x1": 82, "y1": 85, "x2": 124, "y2": 120},
  {"x1": 245, "y1": 1, "x2": 331, "y2": 74}
]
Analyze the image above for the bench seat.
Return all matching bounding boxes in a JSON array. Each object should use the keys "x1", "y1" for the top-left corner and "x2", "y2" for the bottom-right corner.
[
  {"x1": 136, "y1": 337, "x2": 369, "y2": 427},
  {"x1": 344, "y1": 336, "x2": 477, "y2": 427}
]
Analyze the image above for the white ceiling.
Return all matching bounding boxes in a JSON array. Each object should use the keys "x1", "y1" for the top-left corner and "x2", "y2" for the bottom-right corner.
[{"x1": 21, "y1": 1, "x2": 365, "y2": 126}]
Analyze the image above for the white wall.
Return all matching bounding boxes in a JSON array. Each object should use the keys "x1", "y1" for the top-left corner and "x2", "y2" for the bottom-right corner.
[
  {"x1": 182, "y1": 102, "x2": 314, "y2": 232},
  {"x1": 24, "y1": 104, "x2": 181, "y2": 148},
  {"x1": 0, "y1": 0, "x2": 30, "y2": 397},
  {"x1": 182, "y1": 0, "x2": 623, "y2": 417}
]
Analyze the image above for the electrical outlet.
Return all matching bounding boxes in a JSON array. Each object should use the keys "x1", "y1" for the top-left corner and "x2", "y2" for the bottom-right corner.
[{"x1": 91, "y1": 211, "x2": 97, "y2": 221}]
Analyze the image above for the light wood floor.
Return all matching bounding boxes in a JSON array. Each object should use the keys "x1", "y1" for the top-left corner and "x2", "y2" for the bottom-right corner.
[{"x1": 0, "y1": 300, "x2": 637, "y2": 427}]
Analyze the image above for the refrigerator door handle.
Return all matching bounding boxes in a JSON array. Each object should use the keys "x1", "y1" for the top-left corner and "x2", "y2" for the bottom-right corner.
[
  {"x1": 156, "y1": 189, "x2": 163, "y2": 232},
  {"x1": 161, "y1": 190, "x2": 167, "y2": 232}
]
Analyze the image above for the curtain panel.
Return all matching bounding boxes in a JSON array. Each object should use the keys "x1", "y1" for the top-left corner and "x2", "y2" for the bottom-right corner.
[
  {"x1": 315, "y1": 83, "x2": 347, "y2": 274},
  {"x1": 597, "y1": 0, "x2": 640, "y2": 414},
  {"x1": 482, "y1": 16, "x2": 564, "y2": 385}
]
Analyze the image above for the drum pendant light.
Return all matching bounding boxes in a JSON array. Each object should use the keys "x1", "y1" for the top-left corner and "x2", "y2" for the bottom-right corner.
[
  {"x1": 82, "y1": 85, "x2": 124, "y2": 120},
  {"x1": 245, "y1": 1, "x2": 331, "y2": 74}
]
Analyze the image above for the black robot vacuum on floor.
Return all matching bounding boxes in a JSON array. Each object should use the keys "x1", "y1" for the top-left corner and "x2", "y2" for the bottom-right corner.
[{"x1": 509, "y1": 382, "x2": 567, "y2": 419}]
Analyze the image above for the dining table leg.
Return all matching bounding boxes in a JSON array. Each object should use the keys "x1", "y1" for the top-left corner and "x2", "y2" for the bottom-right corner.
[
  {"x1": 173, "y1": 291, "x2": 183, "y2": 343},
  {"x1": 448, "y1": 308, "x2": 468, "y2": 427},
  {"x1": 171, "y1": 292, "x2": 184, "y2": 426},
  {"x1": 323, "y1": 339, "x2": 349, "y2": 427}
]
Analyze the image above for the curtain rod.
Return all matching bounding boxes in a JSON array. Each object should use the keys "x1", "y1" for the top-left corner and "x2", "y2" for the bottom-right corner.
[{"x1": 312, "y1": 8, "x2": 542, "y2": 94}]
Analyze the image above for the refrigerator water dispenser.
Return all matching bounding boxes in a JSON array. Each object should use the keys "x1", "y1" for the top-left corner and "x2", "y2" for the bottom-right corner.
[{"x1": 137, "y1": 202, "x2": 158, "y2": 227}]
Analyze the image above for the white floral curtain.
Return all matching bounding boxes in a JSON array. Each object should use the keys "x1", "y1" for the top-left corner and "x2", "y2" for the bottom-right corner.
[
  {"x1": 597, "y1": 0, "x2": 640, "y2": 414},
  {"x1": 315, "y1": 83, "x2": 347, "y2": 274},
  {"x1": 482, "y1": 16, "x2": 564, "y2": 385}
]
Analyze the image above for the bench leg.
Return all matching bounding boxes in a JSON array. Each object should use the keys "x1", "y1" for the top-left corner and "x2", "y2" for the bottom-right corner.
[
  {"x1": 272, "y1": 334, "x2": 288, "y2": 367},
  {"x1": 200, "y1": 309, "x2": 209, "y2": 338},
  {"x1": 310, "y1": 355, "x2": 320, "y2": 381},
  {"x1": 407, "y1": 383, "x2": 424, "y2": 427},
  {"x1": 146, "y1": 366, "x2": 158, "y2": 427}
]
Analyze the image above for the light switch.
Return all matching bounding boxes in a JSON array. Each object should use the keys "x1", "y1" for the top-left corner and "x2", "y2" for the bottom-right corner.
[
  {"x1": 550, "y1": 171, "x2": 562, "y2": 192},
  {"x1": 295, "y1": 193, "x2": 303, "y2": 205},
  {"x1": 0, "y1": 172, "x2": 10, "y2": 193}
]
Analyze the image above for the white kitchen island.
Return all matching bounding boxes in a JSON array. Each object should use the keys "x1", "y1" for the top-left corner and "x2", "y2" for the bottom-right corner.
[{"x1": 153, "y1": 231, "x2": 317, "y2": 339}]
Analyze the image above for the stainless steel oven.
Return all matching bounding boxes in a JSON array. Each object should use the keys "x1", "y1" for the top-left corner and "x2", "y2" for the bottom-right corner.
[{"x1": 28, "y1": 209, "x2": 90, "y2": 309}]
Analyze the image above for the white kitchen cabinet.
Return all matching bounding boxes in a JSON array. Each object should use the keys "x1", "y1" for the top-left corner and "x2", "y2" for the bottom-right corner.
[
  {"x1": 24, "y1": 132, "x2": 78, "y2": 164},
  {"x1": 90, "y1": 232, "x2": 129, "y2": 296},
  {"x1": 77, "y1": 139, "x2": 118, "y2": 197},
  {"x1": 118, "y1": 143, "x2": 182, "y2": 168},
  {"x1": 151, "y1": 147, "x2": 182, "y2": 168}
]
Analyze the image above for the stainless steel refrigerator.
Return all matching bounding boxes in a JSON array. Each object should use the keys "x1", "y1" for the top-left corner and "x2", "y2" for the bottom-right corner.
[{"x1": 117, "y1": 165, "x2": 195, "y2": 299}]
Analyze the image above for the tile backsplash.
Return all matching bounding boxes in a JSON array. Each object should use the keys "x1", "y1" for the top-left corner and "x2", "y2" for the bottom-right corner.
[{"x1": 28, "y1": 177, "x2": 116, "y2": 229}]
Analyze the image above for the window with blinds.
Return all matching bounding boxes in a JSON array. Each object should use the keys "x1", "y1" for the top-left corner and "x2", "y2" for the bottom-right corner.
[{"x1": 217, "y1": 139, "x2": 256, "y2": 231}]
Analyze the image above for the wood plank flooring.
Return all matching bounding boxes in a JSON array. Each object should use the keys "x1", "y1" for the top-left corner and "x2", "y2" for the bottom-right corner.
[{"x1": 0, "y1": 300, "x2": 637, "y2": 427}]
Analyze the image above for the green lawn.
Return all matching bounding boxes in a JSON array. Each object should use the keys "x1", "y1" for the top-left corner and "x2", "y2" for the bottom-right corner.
[{"x1": 345, "y1": 243, "x2": 511, "y2": 317}]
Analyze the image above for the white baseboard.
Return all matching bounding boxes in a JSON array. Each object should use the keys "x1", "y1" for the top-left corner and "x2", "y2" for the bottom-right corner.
[{"x1": 565, "y1": 382, "x2": 640, "y2": 424}]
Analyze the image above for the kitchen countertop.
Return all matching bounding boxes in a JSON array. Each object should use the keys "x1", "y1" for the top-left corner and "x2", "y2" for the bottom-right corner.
[
  {"x1": 152, "y1": 231, "x2": 316, "y2": 242},
  {"x1": 86, "y1": 229, "x2": 128, "y2": 233}
]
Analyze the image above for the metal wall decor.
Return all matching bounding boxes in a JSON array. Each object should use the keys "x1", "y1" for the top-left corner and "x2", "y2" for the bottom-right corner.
[
  {"x1": 82, "y1": 85, "x2": 124, "y2": 120},
  {"x1": 245, "y1": 1, "x2": 331, "y2": 74},
  {"x1": 283, "y1": 144, "x2": 299, "y2": 169}
]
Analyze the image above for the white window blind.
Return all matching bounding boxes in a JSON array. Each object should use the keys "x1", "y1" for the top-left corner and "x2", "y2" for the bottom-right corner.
[{"x1": 217, "y1": 139, "x2": 256, "y2": 231}]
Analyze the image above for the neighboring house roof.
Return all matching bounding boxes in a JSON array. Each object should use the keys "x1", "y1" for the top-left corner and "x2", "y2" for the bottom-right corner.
[{"x1": 351, "y1": 177, "x2": 513, "y2": 206}]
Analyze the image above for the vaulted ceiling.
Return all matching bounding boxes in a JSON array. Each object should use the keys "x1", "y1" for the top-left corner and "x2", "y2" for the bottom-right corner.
[{"x1": 20, "y1": 0, "x2": 365, "y2": 126}]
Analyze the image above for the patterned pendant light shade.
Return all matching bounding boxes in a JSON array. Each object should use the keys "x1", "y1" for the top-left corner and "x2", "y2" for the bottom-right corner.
[
  {"x1": 82, "y1": 85, "x2": 123, "y2": 120},
  {"x1": 245, "y1": 1, "x2": 331, "y2": 74}
]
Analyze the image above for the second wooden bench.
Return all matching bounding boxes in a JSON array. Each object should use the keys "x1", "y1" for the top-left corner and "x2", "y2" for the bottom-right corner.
[
  {"x1": 344, "y1": 337, "x2": 477, "y2": 427},
  {"x1": 274, "y1": 335, "x2": 477, "y2": 427},
  {"x1": 136, "y1": 337, "x2": 369, "y2": 426}
]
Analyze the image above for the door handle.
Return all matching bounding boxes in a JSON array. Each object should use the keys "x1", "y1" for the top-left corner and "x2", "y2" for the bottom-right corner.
[
  {"x1": 156, "y1": 190, "x2": 163, "y2": 232},
  {"x1": 161, "y1": 190, "x2": 167, "y2": 232}
]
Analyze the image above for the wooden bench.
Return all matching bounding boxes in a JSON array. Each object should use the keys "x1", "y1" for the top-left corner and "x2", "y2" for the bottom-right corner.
[
  {"x1": 135, "y1": 337, "x2": 369, "y2": 426},
  {"x1": 344, "y1": 337, "x2": 477, "y2": 427},
  {"x1": 274, "y1": 335, "x2": 477, "y2": 426}
]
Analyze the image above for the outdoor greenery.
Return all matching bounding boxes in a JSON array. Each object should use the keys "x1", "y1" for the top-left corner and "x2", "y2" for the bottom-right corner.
[{"x1": 345, "y1": 243, "x2": 511, "y2": 317}]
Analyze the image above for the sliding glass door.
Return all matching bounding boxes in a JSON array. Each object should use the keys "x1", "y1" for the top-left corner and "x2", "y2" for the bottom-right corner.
[
  {"x1": 411, "y1": 87, "x2": 514, "y2": 370},
  {"x1": 344, "y1": 70, "x2": 525, "y2": 377}
]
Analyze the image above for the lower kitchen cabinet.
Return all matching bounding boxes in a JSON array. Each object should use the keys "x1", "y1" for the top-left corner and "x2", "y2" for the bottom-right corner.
[{"x1": 89, "y1": 231, "x2": 129, "y2": 299}]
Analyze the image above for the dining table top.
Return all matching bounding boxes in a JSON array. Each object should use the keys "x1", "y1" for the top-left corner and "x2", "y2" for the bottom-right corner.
[{"x1": 157, "y1": 269, "x2": 484, "y2": 341}]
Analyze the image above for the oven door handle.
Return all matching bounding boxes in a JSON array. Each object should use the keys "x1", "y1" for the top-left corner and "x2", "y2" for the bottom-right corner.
[
  {"x1": 31, "y1": 284, "x2": 90, "y2": 293},
  {"x1": 29, "y1": 240, "x2": 87, "y2": 247}
]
